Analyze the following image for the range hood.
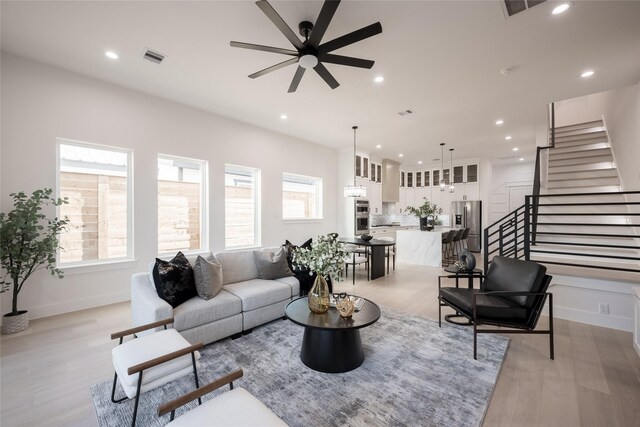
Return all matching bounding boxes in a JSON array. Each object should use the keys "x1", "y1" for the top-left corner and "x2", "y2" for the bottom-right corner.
[{"x1": 382, "y1": 159, "x2": 400, "y2": 202}]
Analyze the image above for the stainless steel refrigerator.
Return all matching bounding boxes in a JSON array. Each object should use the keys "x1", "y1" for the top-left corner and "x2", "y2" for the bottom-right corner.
[{"x1": 450, "y1": 201, "x2": 482, "y2": 252}]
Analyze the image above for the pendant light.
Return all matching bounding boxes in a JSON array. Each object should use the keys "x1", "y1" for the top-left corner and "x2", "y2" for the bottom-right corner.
[
  {"x1": 449, "y1": 148, "x2": 455, "y2": 193},
  {"x1": 439, "y1": 143, "x2": 446, "y2": 191},
  {"x1": 344, "y1": 126, "x2": 367, "y2": 198}
]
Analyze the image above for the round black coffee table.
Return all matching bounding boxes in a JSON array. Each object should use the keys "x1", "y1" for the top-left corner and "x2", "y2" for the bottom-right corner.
[{"x1": 285, "y1": 296, "x2": 381, "y2": 373}]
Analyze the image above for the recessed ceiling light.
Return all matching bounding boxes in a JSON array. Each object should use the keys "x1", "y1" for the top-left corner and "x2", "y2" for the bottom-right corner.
[
  {"x1": 398, "y1": 153, "x2": 404, "y2": 158},
  {"x1": 418, "y1": 161, "x2": 423, "y2": 165},
  {"x1": 374, "y1": 76, "x2": 384, "y2": 83},
  {"x1": 512, "y1": 147, "x2": 519, "y2": 152},
  {"x1": 376, "y1": 144, "x2": 382, "y2": 149},
  {"x1": 581, "y1": 70, "x2": 595, "y2": 78},
  {"x1": 105, "y1": 51, "x2": 119, "y2": 60},
  {"x1": 552, "y1": 3, "x2": 571, "y2": 15},
  {"x1": 505, "y1": 136, "x2": 512, "y2": 140},
  {"x1": 495, "y1": 120, "x2": 504, "y2": 125},
  {"x1": 280, "y1": 114, "x2": 288, "y2": 120},
  {"x1": 519, "y1": 157, "x2": 524, "y2": 161}
]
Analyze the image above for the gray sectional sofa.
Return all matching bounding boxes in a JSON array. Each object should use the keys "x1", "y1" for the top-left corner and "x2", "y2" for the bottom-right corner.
[{"x1": 131, "y1": 248, "x2": 299, "y2": 345}]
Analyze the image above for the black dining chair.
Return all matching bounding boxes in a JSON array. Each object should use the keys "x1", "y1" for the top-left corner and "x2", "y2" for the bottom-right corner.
[
  {"x1": 452, "y1": 228, "x2": 465, "y2": 259},
  {"x1": 461, "y1": 227, "x2": 470, "y2": 250}
]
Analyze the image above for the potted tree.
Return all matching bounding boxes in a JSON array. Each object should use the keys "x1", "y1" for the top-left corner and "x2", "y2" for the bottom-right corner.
[
  {"x1": 406, "y1": 198, "x2": 440, "y2": 231},
  {"x1": 0, "y1": 189, "x2": 68, "y2": 334}
]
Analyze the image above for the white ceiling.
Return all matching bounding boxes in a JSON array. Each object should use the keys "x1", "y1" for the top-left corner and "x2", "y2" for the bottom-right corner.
[{"x1": 2, "y1": 1, "x2": 640, "y2": 164}]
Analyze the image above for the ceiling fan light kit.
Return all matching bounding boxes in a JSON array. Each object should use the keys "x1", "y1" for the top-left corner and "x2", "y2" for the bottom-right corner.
[{"x1": 230, "y1": 0, "x2": 382, "y2": 93}]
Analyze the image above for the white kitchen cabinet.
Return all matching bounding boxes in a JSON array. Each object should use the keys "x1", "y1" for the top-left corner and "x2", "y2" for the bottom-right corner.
[
  {"x1": 369, "y1": 182, "x2": 383, "y2": 214},
  {"x1": 399, "y1": 187, "x2": 406, "y2": 214}
]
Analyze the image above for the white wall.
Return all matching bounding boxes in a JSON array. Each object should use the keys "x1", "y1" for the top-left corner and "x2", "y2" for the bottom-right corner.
[{"x1": 0, "y1": 53, "x2": 338, "y2": 320}]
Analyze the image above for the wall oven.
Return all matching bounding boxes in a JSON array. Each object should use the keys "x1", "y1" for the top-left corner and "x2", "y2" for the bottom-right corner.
[{"x1": 355, "y1": 200, "x2": 370, "y2": 235}]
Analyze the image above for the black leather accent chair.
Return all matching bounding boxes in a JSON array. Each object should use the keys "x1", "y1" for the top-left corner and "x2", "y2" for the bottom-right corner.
[{"x1": 438, "y1": 256, "x2": 554, "y2": 360}]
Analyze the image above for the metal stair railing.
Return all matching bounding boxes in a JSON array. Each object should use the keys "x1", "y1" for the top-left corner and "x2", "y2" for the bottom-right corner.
[{"x1": 484, "y1": 191, "x2": 640, "y2": 274}]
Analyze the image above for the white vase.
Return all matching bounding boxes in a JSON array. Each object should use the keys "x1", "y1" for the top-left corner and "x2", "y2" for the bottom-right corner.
[{"x1": 2, "y1": 311, "x2": 29, "y2": 334}]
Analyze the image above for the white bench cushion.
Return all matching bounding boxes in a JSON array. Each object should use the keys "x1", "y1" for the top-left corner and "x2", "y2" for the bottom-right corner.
[
  {"x1": 112, "y1": 329, "x2": 200, "y2": 398},
  {"x1": 167, "y1": 387, "x2": 287, "y2": 427},
  {"x1": 223, "y1": 279, "x2": 291, "y2": 311},
  {"x1": 173, "y1": 290, "x2": 242, "y2": 331}
]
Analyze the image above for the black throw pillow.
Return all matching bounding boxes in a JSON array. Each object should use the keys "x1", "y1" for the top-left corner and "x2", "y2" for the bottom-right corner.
[{"x1": 152, "y1": 252, "x2": 197, "y2": 308}]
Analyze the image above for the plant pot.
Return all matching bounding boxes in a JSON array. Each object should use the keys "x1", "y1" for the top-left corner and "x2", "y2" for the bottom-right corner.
[{"x1": 2, "y1": 310, "x2": 29, "y2": 334}]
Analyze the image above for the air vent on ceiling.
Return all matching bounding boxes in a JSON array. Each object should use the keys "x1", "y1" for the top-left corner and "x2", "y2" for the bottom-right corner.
[
  {"x1": 143, "y1": 49, "x2": 165, "y2": 64},
  {"x1": 398, "y1": 109, "x2": 414, "y2": 116},
  {"x1": 500, "y1": 0, "x2": 547, "y2": 18}
]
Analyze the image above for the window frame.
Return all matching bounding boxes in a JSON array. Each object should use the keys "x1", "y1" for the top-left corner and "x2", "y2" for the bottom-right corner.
[
  {"x1": 224, "y1": 164, "x2": 261, "y2": 250},
  {"x1": 157, "y1": 153, "x2": 209, "y2": 256},
  {"x1": 281, "y1": 172, "x2": 323, "y2": 221},
  {"x1": 55, "y1": 138, "x2": 134, "y2": 268}
]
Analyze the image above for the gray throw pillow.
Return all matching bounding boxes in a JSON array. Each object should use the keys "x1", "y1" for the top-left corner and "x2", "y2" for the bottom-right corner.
[
  {"x1": 193, "y1": 255, "x2": 223, "y2": 300},
  {"x1": 254, "y1": 247, "x2": 294, "y2": 280}
]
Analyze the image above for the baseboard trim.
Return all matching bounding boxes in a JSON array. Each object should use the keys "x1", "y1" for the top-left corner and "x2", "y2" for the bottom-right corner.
[
  {"x1": 25, "y1": 291, "x2": 130, "y2": 320},
  {"x1": 554, "y1": 305, "x2": 633, "y2": 332}
]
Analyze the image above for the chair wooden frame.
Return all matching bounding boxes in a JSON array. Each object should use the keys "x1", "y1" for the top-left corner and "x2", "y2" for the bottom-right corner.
[
  {"x1": 438, "y1": 275, "x2": 554, "y2": 360},
  {"x1": 110, "y1": 318, "x2": 204, "y2": 427},
  {"x1": 158, "y1": 369, "x2": 244, "y2": 421}
]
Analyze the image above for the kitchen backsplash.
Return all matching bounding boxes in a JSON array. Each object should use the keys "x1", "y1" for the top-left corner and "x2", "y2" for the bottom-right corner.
[{"x1": 371, "y1": 213, "x2": 450, "y2": 227}]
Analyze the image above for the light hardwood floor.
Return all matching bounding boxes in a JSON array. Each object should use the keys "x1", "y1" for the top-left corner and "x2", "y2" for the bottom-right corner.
[{"x1": 1, "y1": 263, "x2": 639, "y2": 426}]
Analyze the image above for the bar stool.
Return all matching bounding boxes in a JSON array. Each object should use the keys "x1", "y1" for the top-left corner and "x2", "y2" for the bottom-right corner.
[
  {"x1": 442, "y1": 230, "x2": 456, "y2": 266},
  {"x1": 452, "y1": 228, "x2": 465, "y2": 259},
  {"x1": 461, "y1": 227, "x2": 470, "y2": 250}
]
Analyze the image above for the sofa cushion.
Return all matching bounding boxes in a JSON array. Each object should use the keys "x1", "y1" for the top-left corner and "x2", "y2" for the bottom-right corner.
[
  {"x1": 275, "y1": 276, "x2": 300, "y2": 297},
  {"x1": 152, "y1": 252, "x2": 197, "y2": 308},
  {"x1": 166, "y1": 387, "x2": 287, "y2": 427},
  {"x1": 483, "y1": 256, "x2": 547, "y2": 307},
  {"x1": 193, "y1": 255, "x2": 223, "y2": 300},
  {"x1": 173, "y1": 290, "x2": 242, "y2": 331},
  {"x1": 439, "y1": 287, "x2": 528, "y2": 323},
  {"x1": 223, "y1": 279, "x2": 292, "y2": 311},
  {"x1": 254, "y1": 247, "x2": 294, "y2": 280},
  {"x1": 215, "y1": 250, "x2": 260, "y2": 285}
]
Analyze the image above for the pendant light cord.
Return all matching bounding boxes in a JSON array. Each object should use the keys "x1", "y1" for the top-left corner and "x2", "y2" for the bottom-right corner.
[{"x1": 353, "y1": 126, "x2": 358, "y2": 186}]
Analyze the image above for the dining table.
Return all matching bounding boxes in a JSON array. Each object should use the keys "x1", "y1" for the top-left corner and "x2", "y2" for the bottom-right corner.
[{"x1": 339, "y1": 237, "x2": 396, "y2": 280}]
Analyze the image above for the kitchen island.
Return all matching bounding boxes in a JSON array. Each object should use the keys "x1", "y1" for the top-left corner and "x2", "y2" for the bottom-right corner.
[{"x1": 396, "y1": 229, "x2": 449, "y2": 267}]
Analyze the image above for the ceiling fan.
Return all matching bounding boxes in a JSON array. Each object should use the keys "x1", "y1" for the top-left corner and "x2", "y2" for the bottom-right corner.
[{"x1": 230, "y1": 0, "x2": 382, "y2": 93}]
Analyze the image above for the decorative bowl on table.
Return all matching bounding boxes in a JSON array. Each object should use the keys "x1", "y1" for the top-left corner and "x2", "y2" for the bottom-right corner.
[{"x1": 359, "y1": 234, "x2": 373, "y2": 241}]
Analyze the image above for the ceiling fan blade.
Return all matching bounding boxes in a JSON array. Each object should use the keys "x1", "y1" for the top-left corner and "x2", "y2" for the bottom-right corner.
[
  {"x1": 318, "y1": 22, "x2": 382, "y2": 54},
  {"x1": 248, "y1": 57, "x2": 299, "y2": 79},
  {"x1": 255, "y1": 0, "x2": 304, "y2": 50},
  {"x1": 307, "y1": 0, "x2": 340, "y2": 48},
  {"x1": 288, "y1": 66, "x2": 306, "y2": 93},
  {"x1": 313, "y1": 62, "x2": 339, "y2": 89},
  {"x1": 230, "y1": 41, "x2": 298, "y2": 56},
  {"x1": 319, "y1": 53, "x2": 374, "y2": 69}
]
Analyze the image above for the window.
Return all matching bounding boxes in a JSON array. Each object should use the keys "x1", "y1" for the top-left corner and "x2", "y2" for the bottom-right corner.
[
  {"x1": 225, "y1": 164, "x2": 260, "y2": 248},
  {"x1": 57, "y1": 140, "x2": 132, "y2": 265},
  {"x1": 157, "y1": 155, "x2": 208, "y2": 254},
  {"x1": 282, "y1": 173, "x2": 322, "y2": 220}
]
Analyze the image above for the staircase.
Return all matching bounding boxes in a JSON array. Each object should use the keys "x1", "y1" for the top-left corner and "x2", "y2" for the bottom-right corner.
[{"x1": 531, "y1": 120, "x2": 639, "y2": 281}]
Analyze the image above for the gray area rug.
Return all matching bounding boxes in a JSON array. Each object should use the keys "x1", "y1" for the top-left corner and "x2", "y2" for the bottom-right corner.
[{"x1": 91, "y1": 308, "x2": 509, "y2": 427}]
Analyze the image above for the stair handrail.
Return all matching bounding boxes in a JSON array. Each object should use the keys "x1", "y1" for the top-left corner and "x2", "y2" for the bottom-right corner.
[{"x1": 532, "y1": 102, "x2": 557, "y2": 243}]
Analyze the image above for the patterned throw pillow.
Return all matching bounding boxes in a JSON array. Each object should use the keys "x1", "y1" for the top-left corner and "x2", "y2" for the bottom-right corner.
[{"x1": 152, "y1": 252, "x2": 197, "y2": 308}]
